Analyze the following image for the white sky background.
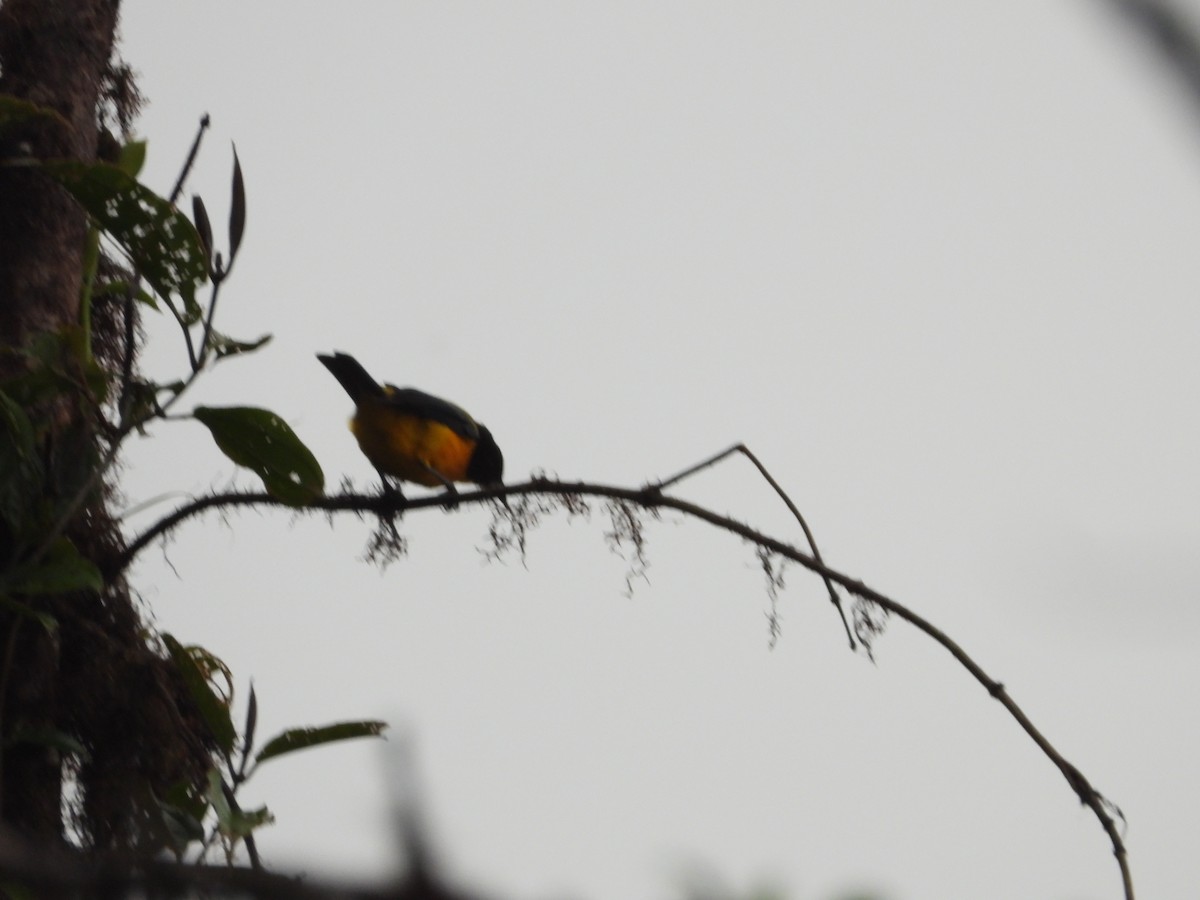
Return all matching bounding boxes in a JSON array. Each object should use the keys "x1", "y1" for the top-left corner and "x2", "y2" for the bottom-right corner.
[{"x1": 112, "y1": 4, "x2": 1199, "y2": 899}]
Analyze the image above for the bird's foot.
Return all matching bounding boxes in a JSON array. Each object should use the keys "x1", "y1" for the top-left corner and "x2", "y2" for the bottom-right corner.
[{"x1": 376, "y1": 472, "x2": 407, "y2": 506}]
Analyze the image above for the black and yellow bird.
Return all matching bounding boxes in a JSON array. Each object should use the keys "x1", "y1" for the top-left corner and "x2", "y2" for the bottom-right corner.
[{"x1": 317, "y1": 352, "x2": 503, "y2": 495}]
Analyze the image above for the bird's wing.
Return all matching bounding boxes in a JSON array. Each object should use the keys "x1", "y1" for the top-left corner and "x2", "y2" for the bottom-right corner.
[{"x1": 380, "y1": 386, "x2": 480, "y2": 440}]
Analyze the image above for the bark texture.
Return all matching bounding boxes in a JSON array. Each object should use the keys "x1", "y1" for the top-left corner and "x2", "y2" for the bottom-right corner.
[{"x1": 1, "y1": 0, "x2": 211, "y2": 848}]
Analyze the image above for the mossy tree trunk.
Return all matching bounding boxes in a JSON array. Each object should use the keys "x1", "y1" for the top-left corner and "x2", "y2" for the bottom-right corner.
[
  {"x1": 0, "y1": 0, "x2": 211, "y2": 850},
  {"x1": 0, "y1": 0, "x2": 122, "y2": 842}
]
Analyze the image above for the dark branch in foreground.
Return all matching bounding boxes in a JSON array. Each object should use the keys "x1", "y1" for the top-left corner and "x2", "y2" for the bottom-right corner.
[
  {"x1": 0, "y1": 827, "x2": 481, "y2": 899},
  {"x1": 113, "y1": 475, "x2": 1134, "y2": 900},
  {"x1": 1102, "y1": 0, "x2": 1200, "y2": 121}
]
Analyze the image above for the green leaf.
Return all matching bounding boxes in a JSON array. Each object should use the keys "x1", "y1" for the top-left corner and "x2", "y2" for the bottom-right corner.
[
  {"x1": 0, "y1": 595, "x2": 59, "y2": 633},
  {"x1": 159, "y1": 778, "x2": 210, "y2": 852},
  {"x1": 208, "y1": 331, "x2": 271, "y2": 360},
  {"x1": 156, "y1": 794, "x2": 206, "y2": 854},
  {"x1": 162, "y1": 777, "x2": 210, "y2": 822},
  {"x1": 0, "y1": 881, "x2": 38, "y2": 900},
  {"x1": 4, "y1": 538, "x2": 101, "y2": 596},
  {"x1": 24, "y1": 326, "x2": 82, "y2": 382},
  {"x1": 79, "y1": 226, "x2": 101, "y2": 361},
  {"x1": 0, "y1": 390, "x2": 35, "y2": 460},
  {"x1": 255, "y1": 720, "x2": 388, "y2": 765},
  {"x1": 193, "y1": 406, "x2": 324, "y2": 505},
  {"x1": 5, "y1": 723, "x2": 89, "y2": 760},
  {"x1": 0, "y1": 94, "x2": 69, "y2": 137},
  {"x1": 92, "y1": 279, "x2": 159, "y2": 310},
  {"x1": 226, "y1": 804, "x2": 273, "y2": 837},
  {"x1": 206, "y1": 768, "x2": 230, "y2": 818},
  {"x1": 229, "y1": 147, "x2": 246, "y2": 263},
  {"x1": 117, "y1": 139, "x2": 147, "y2": 178},
  {"x1": 42, "y1": 160, "x2": 208, "y2": 316},
  {"x1": 241, "y1": 683, "x2": 258, "y2": 766},
  {"x1": 0, "y1": 390, "x2": 42, "y2": 533},
  {"x1": 206, "y1": 769, "x2": 273, "y2": 839},
  {"x1": 192, "y1": 195, "x2": 214, "y2": 269},
  {"x1": 162, "y1": 634, "x2": 236, "y2": 757},
  {"x1": 9, "y1": 326, "x2": 110, "y2": 410}
]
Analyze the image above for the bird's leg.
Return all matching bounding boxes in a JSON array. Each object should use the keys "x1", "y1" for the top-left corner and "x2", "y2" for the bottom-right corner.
[
  {"x1": 419, "y1": 462, "x2": 460, "y2": 509},
  {"x1": 374, "y1": 466, "x2": 405, "y2": 504}
]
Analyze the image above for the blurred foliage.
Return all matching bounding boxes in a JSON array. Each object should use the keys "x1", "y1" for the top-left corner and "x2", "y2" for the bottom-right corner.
[{"x1": 0, "y1": 97, "x2": 365, "y2": 867}]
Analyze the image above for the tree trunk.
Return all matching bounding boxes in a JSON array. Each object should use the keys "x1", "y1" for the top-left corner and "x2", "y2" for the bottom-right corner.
[{"x1": 0, "y1": 0, "x2": 122, "y2": 841}]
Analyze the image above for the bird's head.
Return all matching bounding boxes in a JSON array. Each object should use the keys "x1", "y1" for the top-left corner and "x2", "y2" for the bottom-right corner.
[{"x1": 467, "y1": 425, "x2": 504, "y2": 486}]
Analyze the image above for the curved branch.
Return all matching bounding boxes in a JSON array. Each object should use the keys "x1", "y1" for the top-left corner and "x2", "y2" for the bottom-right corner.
[
  {"x1": 650, "y1": 443, "x2": 856, "y2": 649},
  {"x1": 115, "y1": 477, "x2": 1134, "y2": 900}
]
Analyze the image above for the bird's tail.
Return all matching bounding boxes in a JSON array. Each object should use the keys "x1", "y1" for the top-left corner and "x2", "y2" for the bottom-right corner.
[{"x1": 317, "y1": 352, "x2": 385, "y2": 402}]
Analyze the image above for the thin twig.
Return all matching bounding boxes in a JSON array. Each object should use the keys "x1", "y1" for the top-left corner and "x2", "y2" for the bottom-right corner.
[
  {"x1": 117, "y1": 110, "x2": 211, "y2": 414},
  {"x1": 221, "y1": 778, "x2": 261, "y2": 871},
  {"x1": 652, "y1": 443, "x2": 744, "y2": 492},
  {"x1": 117, "y1": 276, "x2": 139, "y2": 418},
  {"x1": 196, "y1": 275, "x2": 224, "y2": 368},
  {"x1": 162, "y1": 113, "x2": 211, "y2": 372},
  {"x1": 169, "y1": 113, "x2": 211, "y2": 205},
  {"x1": 651, "y1": 443, "x2": 856, "y2": 649}
]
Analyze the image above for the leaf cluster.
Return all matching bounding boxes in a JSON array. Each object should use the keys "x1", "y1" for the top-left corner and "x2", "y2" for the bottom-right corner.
[
  {"x1": 0, "y1": 100, "x2": 354, "y2": 863},
  {"x1": 159, "y1": 635, "x2": 385, "y2": 862}
]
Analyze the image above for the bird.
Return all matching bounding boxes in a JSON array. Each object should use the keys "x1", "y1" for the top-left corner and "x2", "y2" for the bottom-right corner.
[{"x1": 317, "y1": 352, "x2": 503, "y2": 496}]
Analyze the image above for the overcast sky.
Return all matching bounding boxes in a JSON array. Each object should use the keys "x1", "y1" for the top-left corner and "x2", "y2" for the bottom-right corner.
[{"x1": 114, "y1": 4, "x2": 1199, "y2": 899}]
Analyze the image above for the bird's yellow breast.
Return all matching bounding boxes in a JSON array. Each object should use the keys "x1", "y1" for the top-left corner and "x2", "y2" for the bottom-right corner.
[{"x1": 350, "y1": 403, "x2": 475, "y2": 486}]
